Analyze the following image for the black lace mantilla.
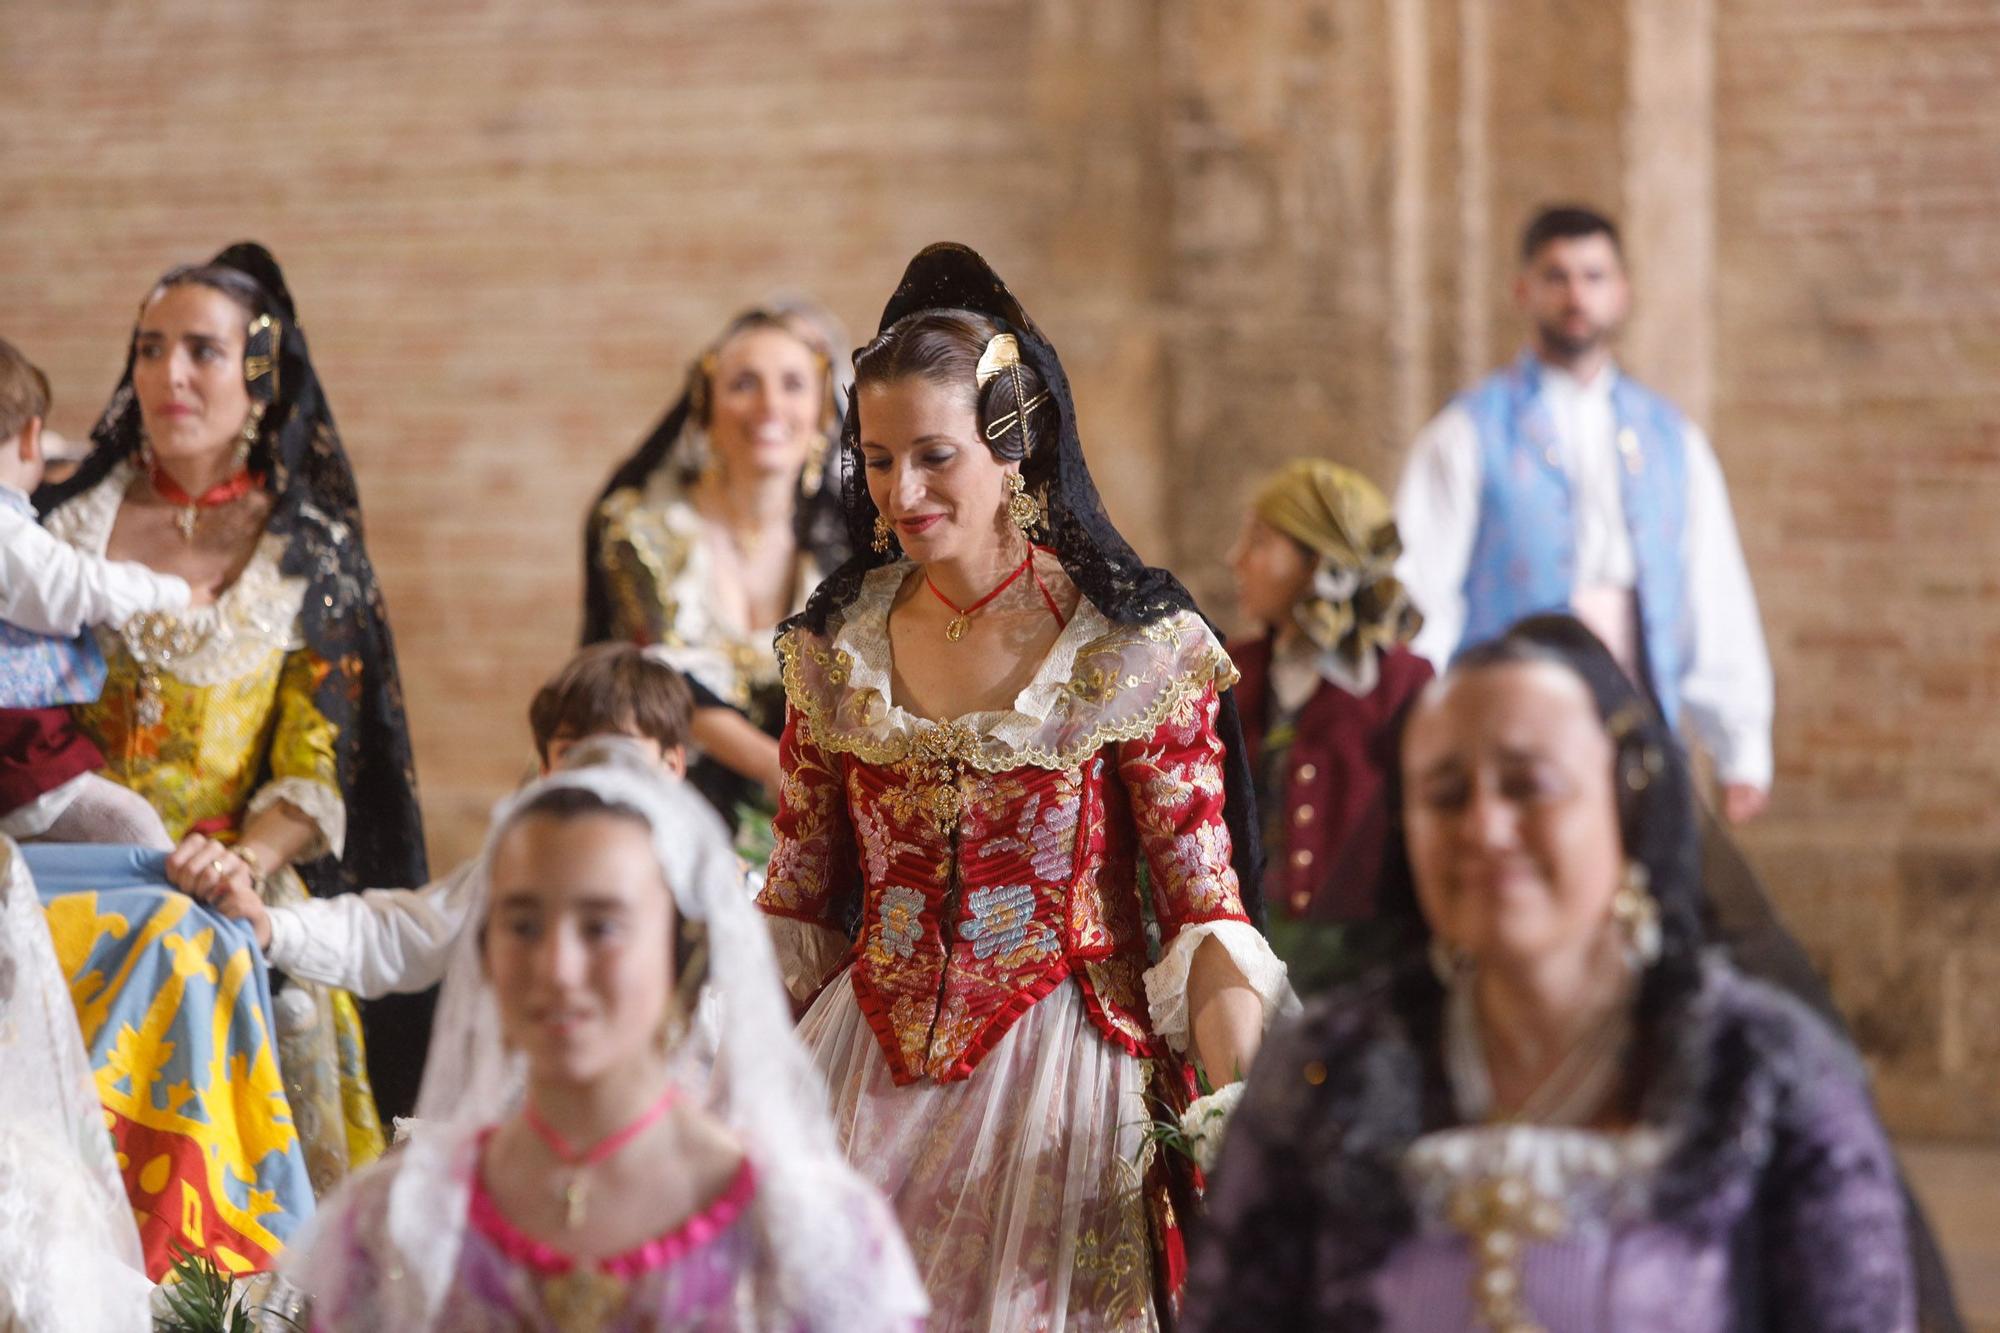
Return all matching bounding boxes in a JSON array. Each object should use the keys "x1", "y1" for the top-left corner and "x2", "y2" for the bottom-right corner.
[{"x1": 790, "y1": 243, "x2": 1267, "y2": 924}]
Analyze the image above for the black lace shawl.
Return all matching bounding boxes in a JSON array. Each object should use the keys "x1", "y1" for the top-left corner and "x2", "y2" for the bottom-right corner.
[
  {"x1": 35, "y1": 242, "x2": 428, "y2": 899},
  {"x1": 578, "y1": 316, "x2": 850, "y2": 649},
  {"x1": 789, "y1": 243, "x2": 1267, "y2": 924}
]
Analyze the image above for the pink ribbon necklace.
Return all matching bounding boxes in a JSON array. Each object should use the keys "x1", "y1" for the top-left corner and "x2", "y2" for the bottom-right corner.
[{"x1": 523, "y1": 1084, "x2": 679, "y2": 1229}]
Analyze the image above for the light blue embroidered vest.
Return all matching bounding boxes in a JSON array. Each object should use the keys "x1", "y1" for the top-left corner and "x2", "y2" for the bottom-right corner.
[
  {"x1": 0, "y1": 488, "x2": 109, "y2": 709},
  {"x1": 1455, "y1": 352, "x2": 1691, "y2": 723}
]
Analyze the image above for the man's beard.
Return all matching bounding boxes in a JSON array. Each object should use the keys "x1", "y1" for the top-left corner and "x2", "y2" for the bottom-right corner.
[{"x1": 1536, "y1": 317, "x2": 1609, "y2": 361}]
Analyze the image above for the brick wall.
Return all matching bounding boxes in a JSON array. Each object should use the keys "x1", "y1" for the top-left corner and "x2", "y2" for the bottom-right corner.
[
  {"x1": 6, "y1": 0, "x2": 1998, "y2": 1136},
  {"x1": 1716, "y1": 0, "x2": 2000, "y2": 1138},
  {"x1": 0, "y1": 0, "x2": 1166, "y2": 868}
]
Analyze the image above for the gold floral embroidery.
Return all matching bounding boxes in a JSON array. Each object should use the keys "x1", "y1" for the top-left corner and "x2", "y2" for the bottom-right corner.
[
  {"x1": 877, "y1": 721, "x2": 979, "y2": 839},
  {"x1": 593, "y1": 486, "x2": 692, "y2": 646},
  {"x1": 774, "y1": 588, "x2": 1238, "y2": 776}
]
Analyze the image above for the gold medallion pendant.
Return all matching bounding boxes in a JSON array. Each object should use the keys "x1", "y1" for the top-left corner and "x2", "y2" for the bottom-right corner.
[
  {"x1": 924, "y1": 548, "x2": 1036, "y2": 644},
  {"x1": 540, "y1": 1268, "x2": 628, "y2": 1333}
]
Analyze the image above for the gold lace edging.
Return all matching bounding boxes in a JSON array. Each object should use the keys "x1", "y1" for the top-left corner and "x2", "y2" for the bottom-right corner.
[{"x1": 776, "y1": 611, "x2": 1240, "y2": 775}]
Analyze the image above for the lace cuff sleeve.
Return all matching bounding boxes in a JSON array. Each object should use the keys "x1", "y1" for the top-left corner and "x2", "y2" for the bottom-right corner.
[
  {"x1": 247, "y1": 777, "x2": 346, "y2": 863},
  {"x1": 258, "y1": 646, "x2": 347, "y2": 860},
  {"x1": 1143, "y1": 919, "x2": 1297, "y2": 1054}
]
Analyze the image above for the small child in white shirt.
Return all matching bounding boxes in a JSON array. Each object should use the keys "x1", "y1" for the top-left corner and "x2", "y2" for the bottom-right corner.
[
  {"x1": 199, "y1": 642, "x2": 698, "y2": 1124},
  {"x1": 0, "y1": 338, "x2": 189, "y2": 847}
]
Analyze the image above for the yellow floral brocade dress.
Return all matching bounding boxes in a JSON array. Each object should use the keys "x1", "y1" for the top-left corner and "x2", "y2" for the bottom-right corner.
[{"x1": 49, "y1": 465, "x2": 386, "y2": 1196}]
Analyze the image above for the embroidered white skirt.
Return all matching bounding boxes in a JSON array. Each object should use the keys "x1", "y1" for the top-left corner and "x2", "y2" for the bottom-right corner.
[{"x1": 798, "y1": 968, "x2": 1159, "y2": 1333}]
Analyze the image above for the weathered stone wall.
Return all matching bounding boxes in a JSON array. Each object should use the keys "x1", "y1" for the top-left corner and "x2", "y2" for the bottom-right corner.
[{"x1": 1714, "y1": 0, "x2": 2000, "y2": 1139}]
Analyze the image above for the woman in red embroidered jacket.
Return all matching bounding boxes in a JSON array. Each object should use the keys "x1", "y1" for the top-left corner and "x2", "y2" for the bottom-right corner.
[{"x1": 755, "y1": 245, "x2": 1295, "y2": 1330}]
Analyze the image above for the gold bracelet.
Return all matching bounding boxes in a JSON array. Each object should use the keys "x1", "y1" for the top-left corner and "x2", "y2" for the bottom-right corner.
[{"x1": 234, "y1": 844, "x2": 267, "y2": 883}]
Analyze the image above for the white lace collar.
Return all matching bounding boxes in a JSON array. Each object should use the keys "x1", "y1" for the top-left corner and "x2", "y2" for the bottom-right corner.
[
  {"x1": 47, "y1": 460, "x2": 306, "y2": 667},
  {"x1": 779, "y1": 562, "x2": 1236, "y2": 772},
  {"x1": 1401, "y1": 1122, "x2": 1667, "y2": 1235}
]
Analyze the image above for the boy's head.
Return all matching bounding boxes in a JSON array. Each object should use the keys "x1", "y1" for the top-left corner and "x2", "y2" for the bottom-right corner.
[
  {"x1": 528, "y1": 643, "x2": 694, "y2": 776},
  {"x1": 0, "y1": 337, "x2": 52, "y2": 494}
]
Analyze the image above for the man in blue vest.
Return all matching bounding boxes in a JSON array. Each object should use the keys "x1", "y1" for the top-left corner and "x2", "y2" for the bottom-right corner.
[{"x1": 1395, "y1": 205, "x2": 1773, "y2": 822}]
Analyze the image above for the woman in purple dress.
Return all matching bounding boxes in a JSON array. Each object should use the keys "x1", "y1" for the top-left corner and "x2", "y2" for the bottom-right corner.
[{"x1": 1185, "y1": 614, "x2": 1914, "y2": 1332}]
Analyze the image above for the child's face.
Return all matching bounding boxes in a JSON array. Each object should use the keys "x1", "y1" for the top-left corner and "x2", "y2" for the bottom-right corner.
[
  {"x1": 1226, "y1": 515, "x2": 1316, "y2": 632},
  {"x1": 486, "y1": 812, "x2": 677, "y2": 1086}
]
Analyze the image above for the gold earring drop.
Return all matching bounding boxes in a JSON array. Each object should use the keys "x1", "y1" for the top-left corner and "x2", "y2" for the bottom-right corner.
[
  {"x1": 235, "y1": 401, "x2": 265, "y2": 467},
  {"x1": 1612, "y1": 861, "x2": 1662, "y2": 965},
  {"x1": 872, "y1": 514, "x2": 894, "y2": 554},
  {"x1": 1004, "y1": 472, "x2": 1041, "y2": 537}
]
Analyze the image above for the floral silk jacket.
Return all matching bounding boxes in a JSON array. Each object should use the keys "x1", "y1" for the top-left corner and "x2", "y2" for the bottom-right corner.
[{"x1": 757, "y1": 565, "x2": 1256, "y2": 1084}]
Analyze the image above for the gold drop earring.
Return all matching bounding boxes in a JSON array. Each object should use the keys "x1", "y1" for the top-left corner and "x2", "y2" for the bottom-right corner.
[
  {"x1": 872, "y1": 514, "x2": 894, "y2": 554},
  {"x1": 235, "y1": 401, "x2": 266, "y2": 468},
  {"x1": 1004, "y1": 472, "x2": 1042, "y2": 537}
]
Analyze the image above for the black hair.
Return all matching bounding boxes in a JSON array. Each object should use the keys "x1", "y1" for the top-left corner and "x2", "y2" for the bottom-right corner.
[
  {"x1": 851, "y1": 307, "x2": 1051, "y2": 464},
  {"x1": 1520, "y1": 205, "x2": 1624, "y2": 264},
  {"x1": 151, "y1": 262, "x2": 275, "y2": 323},
  {"x1": 1374, "y1": 614, "x2": 1706, "y2": 1077}
]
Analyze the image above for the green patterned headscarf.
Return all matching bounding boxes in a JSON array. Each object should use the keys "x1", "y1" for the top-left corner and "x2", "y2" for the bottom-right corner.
[{"x1": 1252, "y1": 460, "x2": 1421, "y2": 669}]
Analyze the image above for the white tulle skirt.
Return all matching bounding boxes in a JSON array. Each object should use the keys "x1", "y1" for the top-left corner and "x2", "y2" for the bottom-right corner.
[{"x1": 798, "y1": 969, "x2": 1159, "y2": 1333}]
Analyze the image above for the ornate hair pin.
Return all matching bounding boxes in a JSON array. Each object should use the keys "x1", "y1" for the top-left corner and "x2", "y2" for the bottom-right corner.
[{"x1": 975, "y1": 333, "x2": 1021, "y2": 388}]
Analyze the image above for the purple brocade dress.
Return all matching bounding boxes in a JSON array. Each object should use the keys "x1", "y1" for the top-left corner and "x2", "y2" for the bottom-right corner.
[
  {"x1": 1181, "y1": 959, "x2": 1917, "y2": 1333},
  {"x1": 1371, "y1": 1125, "x2": 1729, "y2": 1331}
]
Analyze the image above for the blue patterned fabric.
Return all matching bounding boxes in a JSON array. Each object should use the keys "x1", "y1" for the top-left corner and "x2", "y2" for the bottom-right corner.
[
  {"x1": 0, "y1": 487, "x2": 108, "y2": 708},
  {"x1": 1455, "y1": 353, "x2": 1691, "y2": 722},
  {"x1": 23, "y1": 843, "x2": 317, "y2": 1277},
  {"x1": 0, "y1": 620, "x2": 107, "y2": 708}
]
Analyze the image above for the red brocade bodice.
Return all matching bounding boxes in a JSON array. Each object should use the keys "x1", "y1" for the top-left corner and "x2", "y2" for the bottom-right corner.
[{"x1": 756, "y1": 567, "x2": 1250, "y2": 1085}]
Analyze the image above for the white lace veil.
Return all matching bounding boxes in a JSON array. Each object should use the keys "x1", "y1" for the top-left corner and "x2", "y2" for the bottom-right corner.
[
  {"x1": 283, "y1": 754, "x2": 927, "y2": 1331},
  {"x1": 0, "y1": 838, "x2": 152, "y2": 1332}
]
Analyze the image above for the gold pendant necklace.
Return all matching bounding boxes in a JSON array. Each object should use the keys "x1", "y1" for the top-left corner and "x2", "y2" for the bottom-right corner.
[{"x1": 924, "y1": 550, "x2": 1035, "y2": 643}]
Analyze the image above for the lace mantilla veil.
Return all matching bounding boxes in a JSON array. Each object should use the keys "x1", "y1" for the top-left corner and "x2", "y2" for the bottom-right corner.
[
  {"x1": 280, "y1": 759, "x2": 928, "y2": 1331},
  {"x1": 791, "y1": 242, "x2": 1268, "y2": 922}
]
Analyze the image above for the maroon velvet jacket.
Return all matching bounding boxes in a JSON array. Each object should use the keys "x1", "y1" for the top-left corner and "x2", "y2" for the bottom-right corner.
[{"x1": 1228, "y1": 635, "x2": 1432, "y2": 921}]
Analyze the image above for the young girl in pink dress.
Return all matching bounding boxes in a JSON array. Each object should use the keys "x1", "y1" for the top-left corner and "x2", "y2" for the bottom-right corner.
[{"x1": 284, "y1": 752, "x2": 925, "y2": 1331}]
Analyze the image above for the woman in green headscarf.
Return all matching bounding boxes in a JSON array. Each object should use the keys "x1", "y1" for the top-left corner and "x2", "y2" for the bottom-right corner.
[{"x1": 1225, "y1": 459, "x2": 1431, "y2": 992}]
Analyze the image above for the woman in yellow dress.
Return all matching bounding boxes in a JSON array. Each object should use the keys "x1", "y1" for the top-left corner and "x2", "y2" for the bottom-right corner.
[{"x1": 33, "y1": 242, "x2": 427, "y2": 1272}]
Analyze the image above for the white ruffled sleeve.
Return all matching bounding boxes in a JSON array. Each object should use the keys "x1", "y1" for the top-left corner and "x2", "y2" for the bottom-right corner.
[{"x1": 1143, "y1": 919, "x2": 1299, "y2": 1056}]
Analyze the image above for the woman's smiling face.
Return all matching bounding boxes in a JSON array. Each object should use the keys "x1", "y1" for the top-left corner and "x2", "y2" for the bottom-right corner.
[
  {"x1": 703, "y1": 324, "x2": 824, "y2": 483},
  {"x1": 856, "y1": 375, "x2": 1014, "y2": 566}
]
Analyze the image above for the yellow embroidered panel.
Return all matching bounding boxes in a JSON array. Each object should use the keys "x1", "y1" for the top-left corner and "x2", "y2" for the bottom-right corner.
[{"x1": 75, "y1": 636, "x2": 341, "y2": 845}]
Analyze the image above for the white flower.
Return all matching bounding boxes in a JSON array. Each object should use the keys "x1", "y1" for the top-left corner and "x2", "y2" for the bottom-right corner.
[{"x1": 1178, "y1": 1081, "x2": 1247, "y2": 1173}]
